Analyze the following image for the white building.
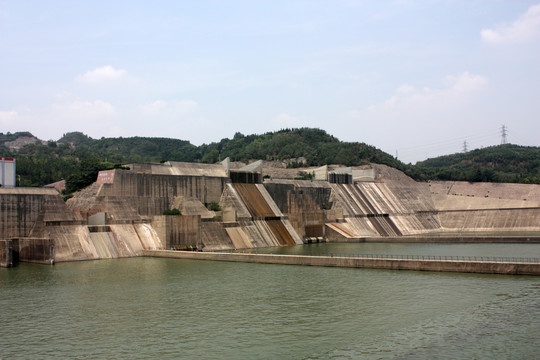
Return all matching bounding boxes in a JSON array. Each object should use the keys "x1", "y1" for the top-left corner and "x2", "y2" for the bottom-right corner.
[{"x1": 0, "y1": 157, "x2": 16, "y2": 187}]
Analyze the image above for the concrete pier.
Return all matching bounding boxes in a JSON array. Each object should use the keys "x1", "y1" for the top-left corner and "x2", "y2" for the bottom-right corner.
[
  {"x1": 143, "y1": 250, "x2": 540, "y2": 276},
  {"x1": 0, "y1": 239, "x2": 15, "y2": 267}
]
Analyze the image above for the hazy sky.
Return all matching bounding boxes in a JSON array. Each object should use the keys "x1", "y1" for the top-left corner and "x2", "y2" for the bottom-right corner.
[{"x1": 1, "y1": 1, "x2": 539, "y2": 163}]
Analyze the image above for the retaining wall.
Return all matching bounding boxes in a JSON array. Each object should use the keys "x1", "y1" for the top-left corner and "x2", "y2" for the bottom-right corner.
[
  {"x1": 16, "y1": 238, "x2": 55, "y2": 264},
  {"x1": 1, "y1": 188, "x2": 75, "y2": 238},
  {"x1": 152, "y1": 215, "x2": 201, "y2": 250},
  {"x1": 98, "y1": 170, "x2": 226, "y2": 206},
  {"x1": 438, "y1": 208, "x2": 540, "y2": 231},
  {"x1": 430, "y1": 181, "x2": 540, "y2": 203},
  {"x1": 143, "y1": 250, "x2": 540, "y2": 276}
]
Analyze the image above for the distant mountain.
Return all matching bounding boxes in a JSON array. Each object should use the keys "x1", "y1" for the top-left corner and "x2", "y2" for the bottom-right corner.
[
  {"x1": 416, "y1": 144, "x2": 540, "y2": 184},
  {"x1": 0, "y1": 131, "x2": 41, "y2": 152}
]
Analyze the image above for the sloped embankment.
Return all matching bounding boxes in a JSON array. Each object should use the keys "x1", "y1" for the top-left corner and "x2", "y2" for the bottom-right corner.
[
  {"x1": 329, "y1": 181, "x2": 441, "y2": 238},
  {"x1": 232, "y1": 183, "x2": 298, "y2": 246}
]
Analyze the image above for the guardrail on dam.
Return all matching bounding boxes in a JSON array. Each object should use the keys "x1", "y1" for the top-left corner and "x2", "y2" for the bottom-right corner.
[{"x1": 143, "y1": 250, "x2": 540, "y2": 276}]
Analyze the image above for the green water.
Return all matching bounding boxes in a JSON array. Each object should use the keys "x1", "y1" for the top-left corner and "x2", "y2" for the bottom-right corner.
[{"x1": 1, "y1": 244, "x2": 540, "y2": 359}]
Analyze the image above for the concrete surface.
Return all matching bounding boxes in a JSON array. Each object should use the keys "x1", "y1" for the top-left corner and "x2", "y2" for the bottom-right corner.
[{"x1": 144, "y1": 250, "x2": 540, "y2": 276}]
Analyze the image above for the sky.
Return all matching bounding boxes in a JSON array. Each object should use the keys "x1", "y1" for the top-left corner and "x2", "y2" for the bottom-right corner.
[{"x1": 1, "y1": 0, "x2": 539, "y2": 164}]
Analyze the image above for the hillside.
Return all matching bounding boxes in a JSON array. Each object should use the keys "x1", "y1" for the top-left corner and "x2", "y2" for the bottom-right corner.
[
  {"x1": 417, "y1": 144, "x2": 540, "y2": 184},
  {"x1": 2, "y1": 130, "x2": 539, "y2": 192},
  {"x1": 0, "y1": 129, "x2": 410, "y2": 190}
]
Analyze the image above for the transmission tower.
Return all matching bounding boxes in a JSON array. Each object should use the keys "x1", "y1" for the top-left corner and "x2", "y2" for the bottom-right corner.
[
  {"x1": 501, "y1": 125, "x2": 508, "y2": 145},
  {"x1": 462, "y1": 140, "x2": 468, "y2": 153}
]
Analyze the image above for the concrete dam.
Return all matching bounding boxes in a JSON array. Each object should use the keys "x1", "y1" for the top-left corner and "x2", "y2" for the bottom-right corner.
[{"x1": 2, "y1": 160, "x2": 540, "y2": 269}]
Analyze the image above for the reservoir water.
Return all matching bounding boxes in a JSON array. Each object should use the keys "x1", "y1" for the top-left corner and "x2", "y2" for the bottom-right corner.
[{"x1": 1, "y1": 243, "x2": 539, "y2": 359}]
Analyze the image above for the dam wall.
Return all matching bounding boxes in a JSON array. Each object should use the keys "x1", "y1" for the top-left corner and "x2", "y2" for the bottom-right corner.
[
  {"x1": 67, "y1": 183, "x2": 143, "y2": 219},
  {"x1": 438, "y1": 208, "x2": 540, "y2": 232},
  {"x1": 263, "y1": 178, "x2": 443, "y2": 241},
  {"x1": 216, "y1": 183, "x2": 302, "y2": 247},
  {"x1": 430, "y1": 181, "x2": 540, "y2": 203},
  {"x1": 264, "y1": 180, "x2": 332, "y2": 213},
  {"x1": 330, "y1": 181, "x2": 437, "y2": 216},
  {"x1": 98, "y1": 170, "x2": 226, "y2": 206},
  {"x1": 231, "y1": 183, "x2": 302, "y2": 245},
  {"x1": 0, "y1": 188, "x2": 75, "y2": 238},
  {"x1": 328, "y1": 181, "x2": 442, "y2": 238},
  {"x1": 429, "y1": 181, "x2": 540, "y2": 233},
  {"x1": 264, "y1": 180, "x2": 330, "y2": 241},
  {"x1": 432, "y1": 193, "x2": 540, "y2": 210},
  {"x1": 48, "y1": 223, "x2": 163, "y2": 262},
  {"x1": 144, "y1": 250, "x2": 540, "y2": 276},
  {"x1": 152, "y1": 215, "x2": 201, "y2": 250},
  {"x1": 7, "y1": 161, "x2": 540, "y2": 265},
  {"x1": 16, "y1": 238, "x2": 55, "y2": 264}
]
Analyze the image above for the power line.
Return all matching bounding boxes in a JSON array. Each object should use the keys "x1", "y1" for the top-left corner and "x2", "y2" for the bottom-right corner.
[
  {"x1": 397, "y1": 131, "x2": 499, "y2": 160},
  {"x1": 394, "y1": 126, "x2": 509, "y2": 163},
  {"x1": 397, "y1": 130, "x2": 498, "y2": 152}
]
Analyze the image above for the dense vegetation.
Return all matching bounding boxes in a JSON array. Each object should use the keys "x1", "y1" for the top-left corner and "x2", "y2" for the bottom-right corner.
[
  {"x1": 416, "y1": 144, "x2": 540, "y2": 184},
  {"x1": 1, "y1": 129, "x2": 539, "y2": 197}
]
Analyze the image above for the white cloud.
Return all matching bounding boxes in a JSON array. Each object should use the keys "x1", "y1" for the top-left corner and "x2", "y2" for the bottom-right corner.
[
  {"x1": 481, "y1": 4, "x2": 540, "y2": 44},
  {"x1": 0, "y1": 109, "x2": 19, "y2": 126},
  {"x1": 0, "y1": 107, "x2": 33, "y2": 132},
  {"x1": 76, "y1": 65, "x2": 127, "y2": 83},
  {"x1": 341, "y1": 72, "x2": 490, "y2": 163},
  {"x1": 367, "y1": 72, "x2": 488, "y2": 112}
]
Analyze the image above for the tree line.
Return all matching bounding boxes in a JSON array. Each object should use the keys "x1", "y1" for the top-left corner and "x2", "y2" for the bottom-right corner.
[{"x1": 1, "y1": 130, "x2": 539, "y2": 198}]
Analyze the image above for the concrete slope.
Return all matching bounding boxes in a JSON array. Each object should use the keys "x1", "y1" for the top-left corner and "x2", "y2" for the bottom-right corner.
[
  {"x1": 231, "y1": 183, "x2": 302, "y2": 245},
  {"x1": 330, "y1": 181, "x2": 441, "y2": 237},
  {"x1": 233, "y1": 183, "x2": 278, "y2": 217},
  {"x1": 430, "y1": 181, "x2": 540, "y2": 203},
  {"x1": 439, "y1": 208, "x2": 540, "y2": 232},
  {"x1": 200, "y1": 222, "x2": 235, "y2": 251},
  {"x1": 220, "y1": 184, "x2": 251, "y2": 218},
  {"x1": 49, "y1": 223, "x2": 163, "y2": 262},
  {"x1": 432, "y1": 194, "x2": 540, "y2": 210}
]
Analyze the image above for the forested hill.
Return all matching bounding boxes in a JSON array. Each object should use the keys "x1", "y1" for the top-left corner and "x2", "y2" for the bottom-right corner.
[
  {"x1": 1, "y1": 130, "x2": 539, "y2": 191},
  {"x1": 416, "y1": 144, "x2": 540, "y2": 184},
  {"x1": 0, "y1": 129, "x2": 409, "y2": 189},
  {"x1": 57, "y1": 128, "x2": 404, "y2": 167}
]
